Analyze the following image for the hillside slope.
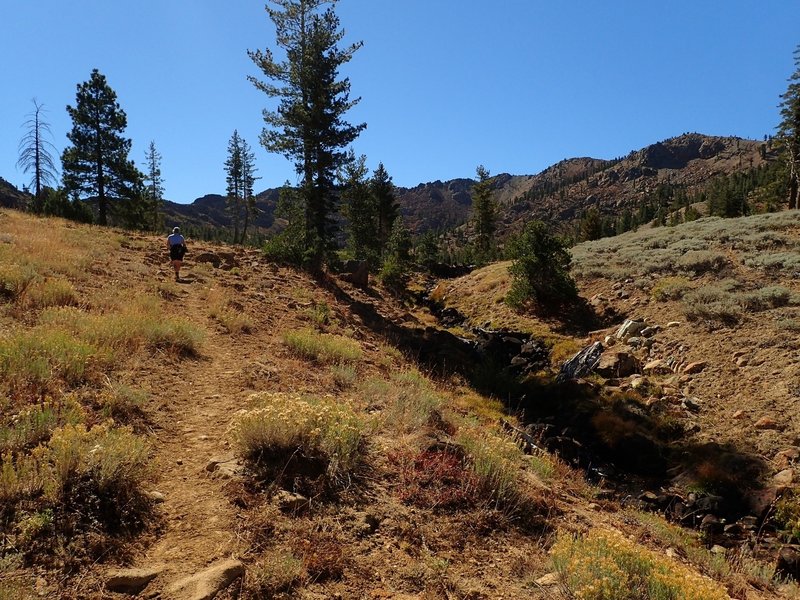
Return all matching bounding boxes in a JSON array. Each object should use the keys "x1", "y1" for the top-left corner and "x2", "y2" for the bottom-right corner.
[{"x1": 1, "y1": 209, "x2": 796, "y2": 599}]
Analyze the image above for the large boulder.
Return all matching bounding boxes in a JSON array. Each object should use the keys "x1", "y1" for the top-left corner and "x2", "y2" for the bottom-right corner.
[{"x1": 558, "y1": 342, "x2": 603, "y2": 381}]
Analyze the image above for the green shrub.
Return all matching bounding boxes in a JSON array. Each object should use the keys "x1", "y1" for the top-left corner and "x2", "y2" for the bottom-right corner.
[
  {"x1": 682, "y1": 285, "x2": 742, "y2": 327},
  {"x1": 738, "y1": 286, "x2": 793, "y2": 311},
  {"x1": 329, "y1": 363, "x2": 357, "y2": 389},
  {"x1": 676, "y1": 250, "x2": 727, "y2": 274},
  {"x1": 457, "y1": 427, "x2": 525, "y2": 512},
  {"x1": 283, "y1": 328, "x2": 362, "y2": 364},
  {"x1": 251, "y1": 549, "x2": 305, "y2": 595},
  {"x1": 0, "y1": 396, "x2": 84, "y2": 453},
  {"x1": 26, "y1": 278, "x2": 78, "y2": 309},
  {"x1": 506, "y1": 220, "x2": 577, "y2": 308},
  {"x1": 651, "y1": 276, "x2": 693, "y2": 301},
  {"x1": 0, "y1": 264, "x2": 37, "y2": 302},
  {"x1": 0, "y1": 329, "x2": 104, "y2": 389}
]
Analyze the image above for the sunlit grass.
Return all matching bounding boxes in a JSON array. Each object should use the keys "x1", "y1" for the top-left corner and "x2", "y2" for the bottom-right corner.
[{"x1": 283, "y1": 328, "x2": 362, "y2": 364}]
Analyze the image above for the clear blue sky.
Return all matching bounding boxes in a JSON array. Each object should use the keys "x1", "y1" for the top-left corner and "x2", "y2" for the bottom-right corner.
[{"x1": 1, "y1": 1, "x2": 798, "y2": 204}]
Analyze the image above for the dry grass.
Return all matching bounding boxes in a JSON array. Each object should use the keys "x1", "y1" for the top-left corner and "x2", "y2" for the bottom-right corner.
[
  {"x1": 249, "y1": 549, "x2": 304, "y2": 596},
  {"x1": 206, "y1": 288, "x2": 255, "y2": 334},
  {"x1": 232, "y1": 392, "x2": 366, "y2": 483}
]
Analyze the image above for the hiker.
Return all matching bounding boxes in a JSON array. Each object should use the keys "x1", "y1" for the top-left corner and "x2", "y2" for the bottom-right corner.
[{"x1": 167, "y1": 226, "x2": 187, "y2": 281}]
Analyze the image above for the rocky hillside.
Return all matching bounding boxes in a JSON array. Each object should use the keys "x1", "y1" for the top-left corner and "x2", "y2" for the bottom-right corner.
[
  {"x1": 495, "y1": 133, "x2": 767, "y2": 231},
  {"x1": 0, "y1": 177, "x2": 29, "y2": 209}
]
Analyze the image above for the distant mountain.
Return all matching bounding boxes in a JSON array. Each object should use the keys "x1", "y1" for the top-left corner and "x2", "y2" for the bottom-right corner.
[{"x1": 3, "y1": 133, "x2": 771, "y2": 239}]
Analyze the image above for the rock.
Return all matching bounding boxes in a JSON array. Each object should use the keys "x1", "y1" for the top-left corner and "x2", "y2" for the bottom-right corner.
[
  {"x1": 627, "y1": 336, "x2": 643, "y2": 347},
  {"x1": 710, "y1": 545, "x2": 727, "y2": 555},
  {"x1": 629, "y1": 376, "x2": 649, "y2": 390},
  {"x1": 682, "y1": 361, "x2": 707, "y2": 375},
  {"x1": 558, "y1": 341, "x2": 603, "y2": 381},
  {"x1": 699, "y1": 514, "x2": 722, "y2": 534},
  {"x1": 535, "y1": 573, "x2": 560, "y2": 586},
  {"x1": 644, "y1": 359, "x2": 672, "y2": 375},
  {"x1": 755, "y1": 417, "x2": 781, "y2": 430},
  {"x1": 596, "y1": 350, "x2": 641, "y2": 378},
  {"x1": 275, "y1": 490, "x2": 310, "y2": 513},
  {"x1": 147, "y1": 491, "x2": 166, "y2": 503},
  {"x1": 746, "y1": 487, "x2": 781, "y2": 517},
  {"x1": 615, "y1": 319, "x2": 647, "y2": 341},
  {"x1": 736, "y1": 356, "x2": 749, "y2": 367},
  {"x1": 205, "y1": 456, "x2": 244, "y2": 479},
  {"x1": 776, "y1": 546, "x2": 800, "y2": 582},
  {"x1": 666, "y1": 321, "x2": 681, "y2": 328},
  {"x1": 682, "y1": 398, "x2": 701, "y2": 412},
  {"x1": 194, "y1": 252, "x2": 221, "y2": 267},
  {"x1": 340, "y1": 260, "x2": 369, "y2": 287},
  {"x1": 165, "y1": 559, "x2": 244, "y2": 600},
  {"x1": 774, "y1": 469, "x2": 795, "y2": 488},
  {"x1": 106, "y1": 566, "x2": 164, "y2": 594},
  {"x1": 775, "y1": 447, "x2": 800, "y2": 468},
  {"x1": 732, "y1": 410, "x2": 746, "y2": 420}
]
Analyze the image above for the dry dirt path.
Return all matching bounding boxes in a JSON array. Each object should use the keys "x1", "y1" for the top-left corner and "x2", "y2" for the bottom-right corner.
[{"x1": 129, "y1": 264, "x2": 275, "y2": 587}]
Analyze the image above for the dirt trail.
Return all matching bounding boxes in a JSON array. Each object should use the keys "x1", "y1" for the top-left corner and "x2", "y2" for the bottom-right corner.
[{"x1": 124, "y1": 251, "x2": 276, "y2": 581}]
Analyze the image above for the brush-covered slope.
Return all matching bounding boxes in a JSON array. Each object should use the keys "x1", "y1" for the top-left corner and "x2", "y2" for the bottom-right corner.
[{"x1": 0, "y1": 208, "x2": 795, "y2": 599}]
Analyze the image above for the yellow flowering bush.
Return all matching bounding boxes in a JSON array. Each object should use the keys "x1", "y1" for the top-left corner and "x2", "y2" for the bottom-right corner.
[
  {"x1": 551, "y1": 528, "x2": 729, "y2": 600},
  {"x1": 232, "y1": 392, "x2": 366, "y2": 482}
]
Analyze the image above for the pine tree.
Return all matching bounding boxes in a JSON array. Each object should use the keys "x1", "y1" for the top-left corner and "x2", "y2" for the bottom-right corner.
[
  {"x1": 17, "y1": 99, "x2": 59, "y2": 211},
  {"x1": 778, "y1": 44, "x2": 800, "y2": 209},
  {"x1": 379, "y1": 217, "x2": 412, "y2": 290},
  {"x1": 249, "y1": 0, "x2": 365, "y2": 269},
  {"x1": 341, "y1": 154, "x2": 378, "y2": 266},
  {"x1": 62, "y1": 69, "x2": 141, "y2": 226},
  {"x1": 371, "y1": 163, "x2": 398, "y2": 258},
  {"x1": 471, "y1": 165, "x2": 496, "y2": 255},
  {"x1": 143, "y1": 141, "x2": 164, "y2": 230},
  {"x1": 225, "y1": 130, "x2": 244, "y2": 242},
  {"x1": 239, "y1": 138, "x2": 259, "y2": 244},
  {"x1": 224, "y1": 132, "x2": 260, "y2": 244}
]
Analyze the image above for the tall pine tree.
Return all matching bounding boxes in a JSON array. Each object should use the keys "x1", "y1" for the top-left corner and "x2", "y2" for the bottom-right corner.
[
  {"x1": 471, "y1": 165, "x2": 496, "y2": 256},
  {"x1": 248, "y1": 0, "x2": 365, "y2": 269},
  {"x1": 341, "y1": 154, "x2": 378, "y2": 266},
  {"x1": 143, "y1": 141, "x2": 164, "y2": 230},
  {"x1": 62, "y1": 69, "x2": 141, "y2": 226},
  {"x1": 371, "y1": 162, "x2": 398, "y2": 259},
  {"x1": 224, "y1": 131, "x2": 259, "y2": 244},
  {"x1": 778, "y1": 44, "x2": 800, "y2": 210},
  {"x1": 225, "y1": 130, "x2": 244, "y2": 242}
]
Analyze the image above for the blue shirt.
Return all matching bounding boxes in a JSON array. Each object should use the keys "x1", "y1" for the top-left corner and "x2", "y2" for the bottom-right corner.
[{"x1": 168, "y1": 233, "x2": 185, "y2": 246}]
